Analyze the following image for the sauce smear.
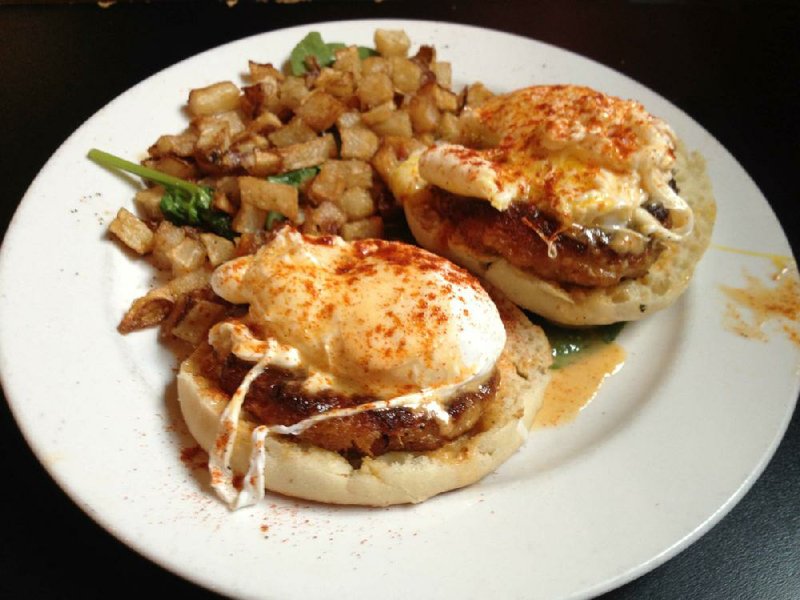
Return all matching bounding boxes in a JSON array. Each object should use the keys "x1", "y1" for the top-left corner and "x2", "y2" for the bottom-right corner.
[
  {"x1": 721, "y1": 263, "x2": 800, "y2": 346},
  {"x1": 535, "y1": 343, "x2": 626, "y2": 428}
]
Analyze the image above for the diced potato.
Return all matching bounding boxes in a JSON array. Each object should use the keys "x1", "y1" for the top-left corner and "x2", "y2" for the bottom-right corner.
[
  {"x1": 212, "y1": 191, "x2": 237, "y2": 215},
  {"x1": 200, "y1": 233, "x2": 236, "y2": 266},
  {"x1": 437, "y1": 111, "x2": 461, "y2": 142},
  {"x1": 278, "y1": 134, "x2": 337, "y2": 171},
  {"x1": 308, "y1": 165, "x2": 346, "y2": 206},
  {"x1": 390, "y1": 57, "x2": 422, "y2": 95},
  {"x1": 338, "y1": 187, "x2": 375, "y2": 220},
  {"x1": 214, "y1": 176, "x2": 241, "y2": 204},
  {"x1": 357, "y1": 73, "x2": 394, "y2": 109},
  {"x1": 169, "y1": 237, "x2": 207, "y2": 274},
  {"x1": 119, "y1": 294, "x2": 172, "y2": 333},
  {"x1": 143, "y1": 155, "x2": 198, "y2": 181},
  {"x1": 247, "y1": 110, "x2": 282, "y2": 134},
  {"x1": 171, "y1": 300, "x2": 227, "y2": 345},
  {"x1": 434, "y1": 85, "x2": 459, "y2": 112},
  {"x1": 332, "y1": 46, "x2": 362, "y2": 78},
  {"x1": 148, "y1": 132, "x2": 197, "y2": 158},
  {"x1": 336, "y1": 111, "x2": 363, "y2": 129},
  {"x1": 268, "y1": 117, "x2": 317, "y2": 148},
  {"x1": 409, "y1": 93, "x2": 440, "y2": 133},
  {"x1": 295, "y1": 90, "x2": 346, "y2": 132},
  {"x1": 361, "y1": 56, "x2": 391, "y2": 77},
  {"x1": 279, "y1": 76, "x2": 311, "y2": 111},
  {"x1": 313, "y1": 68, "x2": 356, "y2": 100},
  {"x1": 241, "y1": 148, "x2": 282, "y2": 177},
  {"x1": 371, "y1": 136, "x2": 426, "y2": 192},
  {"x1": 194, "y1": 118, "x2": 231, "y2": 153},
  {"x1": 168, "y1": 268, "x2": 211, "y2": 296},
  {"x1": 340, "y1": 127, "x2": 379, "y2": 160},
  {"x1": 360, "y1": 101, "x2": 396, "y2": 127},
  {"x1": 340, "y1": 216, "x2": 384, "y2": 240},
  {"x1": 232, "y1": 201, "x2": 267, "y2": 234},
  {"x1": 242, "y1": 78, "x2": 281, "y2": 117},
  {"x1": 151, "y1": 221, "x2": 186, "y2": 270},
  {"x1": 466, "y1": 82, "x2": 495, "y2": 108},
  {"x1": 195, "y1": 111, "x2": 246, "y2": 138},
  {"x1": 431, "y1": 62, "x2": 452, "y2": 88},
  {"x1": 239, "y1": 176, "x2": 300, "y2": 222},
  {"x1": 109, "y1": 208, "x2": 154, "y2": 255},
  {"x1": 370, "y1": 110, "x2": 413, "y2": 138},
  {"x1": 188, "y1": 81, "x2": 241, "y2": 117},
  {"x1": 248, "y1": 61, "x2": 284, "y2": 83},
  {"x1": 134, "y1": 187, "x2": 164, "y2": 221},
  {"x1": 374, "y1": 29, "x2": 410, "y2": 58},
  {"x1": 302, "y1": 201, "x2": 347, "y2": 235}
]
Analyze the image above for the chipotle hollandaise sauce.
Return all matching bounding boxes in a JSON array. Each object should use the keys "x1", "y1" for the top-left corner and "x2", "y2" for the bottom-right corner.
[{"x1": 532, "y1": 320, "x2": 626, "y2": 428}]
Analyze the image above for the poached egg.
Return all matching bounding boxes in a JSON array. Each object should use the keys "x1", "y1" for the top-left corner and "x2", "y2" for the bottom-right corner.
[
  {"x1": 205, "y1": 227, "x2": 506, "y2": 508},
  {"x1": 417, "y1": 85, "x2": 693, "y2": 243}
]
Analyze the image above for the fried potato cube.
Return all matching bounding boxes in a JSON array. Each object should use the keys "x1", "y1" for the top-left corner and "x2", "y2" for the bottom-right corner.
[
  {"x1": 434, "y1": 85, "x2": 459, "y2": 112},
  {"x1": 232, "y1": 201, "x2": 267, "y2": 234},
  {"x1": 248, "y1": 61, "x2": 284, "y2": 83},
  {"x1": 332, "y1": 46, "x2": 362, "y2": 77},
  {"x1": 374, "y1": 29, "x2": 411, "y2": 58},
  {"x1": 313, "y1": 68, "x2": 356, "y2": 100},
  {"x1": 337, "y1": 111, "x2": 362, "y2": 129},
  {"x1": 194, "y1": 118, "x2": 231, "y2": 153},
  {"x1": 338, "y1": 187, "x2": 375, "y2": 220},
  {"x1": 340, "y1": 216, "x2": 384, "y2": 241},
  {"x1": 134, "y1": 186, "x2": 164, "y2": 221},
  {"x1": 431, "y1": 62, "x2": 452, "y2": 88},
  {"x1": 241, "y1": 148, "x2": 282, "y2": 177},
  {"x1": 295, "y1": 90, "x2": 346, "y2": 132},
  {"x1": 200, "y1": 233, "x2": 236, "y2": 266},
  {"x1": 171, "y1": 300, "x2": 227, "y2": 346},
  {"x1": 242, "y1": 78, "x2": 281, "y2": 118},
  {"x1": 409, "y1": 93, "x2": 441, "y2": 133},
  {"x1": 109, "y1": 208, "x2": 154, "y2": 255},
  {"x1": 118, "y1": 295, "x2": 172, "y2": 333},
  {"x1": 151, "y1": 221, "x2": 186, "y2": 270},
  {"x1": 188, "y1": 81, "x2": 241, "y2": 117},
  {"x1": 143, "y1": 155, "x2": 198, "y2": 181},
  {"x1": 361, "y1": 56, "x2": 392, "y2": 77},
  {"x1": 278, "y1": 134, "x2": 337, "y2": 171},
  {"x1": 437, "y1": 112, "x2": 461, "y2": 142},
  {"x1": 268, "y1": 117, "x2": 317, "y2": 148},
  {"x1": 340, "y1": 127, "x2": 379, "y2": 160},
  {"x1": 370, "y1": 110, "x2": 413, "y2": 138},
  {"x1": 302, "y1": 201, "x2": 347, "y2": 236},
  {"x1": 248, "y1": 110, "x2": 282, "y2": 135},
  {"x1": 357, "y1": 73, "x2": 394, "y2": 109},
  {"x1": 279, "y1": 76, "x2": 311, "y2": 111},
  {"x1": 169, "y1": 237, "x2": 207, "y2": 274},
  {"x1": 239, "y1": 176, "x2": 300, "y2": 222},
  {"x1": 360, "y1": 101, "x2": 396, "y2": 127},
  {"x1": 148, "y1": 132, "x2": 198, "y2": 158},
  {"x1": 390, "y1": 57, "x2": 422, "y2": 95},
  {"x1": 466, "y1": 82, "x2": 495, "y2": 108},
  {"x1": 168, "y1": 268, "x2": 212, "y2": 296}
]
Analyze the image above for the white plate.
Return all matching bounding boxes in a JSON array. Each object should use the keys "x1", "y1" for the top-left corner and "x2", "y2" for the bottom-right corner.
[{"x1": 1, "y1": 20, "x2": 797, "y2": 600}]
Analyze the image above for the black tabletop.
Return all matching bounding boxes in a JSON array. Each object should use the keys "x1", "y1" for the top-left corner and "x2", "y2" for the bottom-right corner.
[{"x1": 1, "y1": 1, "x2": 798, "y2": 598}]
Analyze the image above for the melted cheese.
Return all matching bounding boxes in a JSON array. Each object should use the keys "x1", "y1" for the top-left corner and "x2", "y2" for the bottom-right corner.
[
  {"x1": 418, "y1": 85, "x2": 693, "y2": 241},
  {"x1": 206, "y1": 227, "x2": 507, "y2": 508}
]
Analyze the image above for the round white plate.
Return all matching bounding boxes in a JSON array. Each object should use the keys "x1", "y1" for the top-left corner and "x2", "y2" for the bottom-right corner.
[{"x1": 1, "y1": 20, "x2": 797, "y2": 600}]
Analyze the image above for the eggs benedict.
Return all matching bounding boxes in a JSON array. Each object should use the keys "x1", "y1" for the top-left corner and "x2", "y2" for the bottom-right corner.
[
  {"x1": 401, "y1": 85, "x2": 716, "y2": 325},
  {"x1": 177, "y1": 227, "x2": 551, "y2": 507}
]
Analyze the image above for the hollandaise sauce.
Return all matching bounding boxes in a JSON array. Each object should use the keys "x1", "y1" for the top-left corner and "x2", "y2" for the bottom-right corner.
[{"x1": 533, "y1": 319, "x2": 627, "y2": 428}]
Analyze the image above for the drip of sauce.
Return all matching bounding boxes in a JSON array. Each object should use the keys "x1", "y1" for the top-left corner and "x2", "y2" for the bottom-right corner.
[
  {"x1": 721, "y1": 262, "x2": 800, "y2": 346},
  {"x1": 534, "y1": 342, "x2": 626, "y2": 428},
  {"x1": 712, "y1": 244, "x2": 792, "y2": 273}
]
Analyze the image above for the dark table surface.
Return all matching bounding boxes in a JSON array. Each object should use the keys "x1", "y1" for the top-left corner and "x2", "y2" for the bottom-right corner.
[{"x1": 1, "y1": 1, "x2": 798, "y2": 598}]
